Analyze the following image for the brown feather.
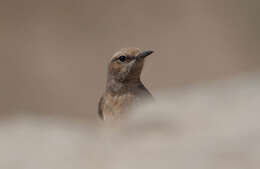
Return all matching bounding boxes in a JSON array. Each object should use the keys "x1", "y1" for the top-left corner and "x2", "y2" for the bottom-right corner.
[{"x1": 98, "y1": 48, "x2": 154, "y2": 121}]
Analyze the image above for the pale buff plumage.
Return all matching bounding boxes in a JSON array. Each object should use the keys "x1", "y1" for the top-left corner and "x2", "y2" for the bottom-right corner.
[{"x1": 98, "y1": 48, "x2": 154, "y2": 120}]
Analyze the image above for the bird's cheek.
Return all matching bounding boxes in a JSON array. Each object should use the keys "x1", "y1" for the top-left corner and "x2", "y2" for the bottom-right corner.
[
  {"x1": 121, "y1": 66, "x2": 129, "y2": 74},
  {"x1": 110, "y1": 63, "x2": 122, "y2": 73},
  {"x1": 111, "y1": 62, "x2": 121, "y2": 69}
]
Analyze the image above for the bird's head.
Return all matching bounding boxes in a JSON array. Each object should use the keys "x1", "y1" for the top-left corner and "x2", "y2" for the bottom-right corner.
[{"x1": 107, "y1": 48, "x2": 153, "y2": 83}]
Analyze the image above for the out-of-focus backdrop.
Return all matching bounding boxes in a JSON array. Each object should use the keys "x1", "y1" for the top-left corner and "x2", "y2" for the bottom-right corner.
[
  {"x1": 1, "y1": 1, "x2": 260, "y2": 168},
  {"x1": 0, "y1": 0, "x2": 259, "y2": 121}
]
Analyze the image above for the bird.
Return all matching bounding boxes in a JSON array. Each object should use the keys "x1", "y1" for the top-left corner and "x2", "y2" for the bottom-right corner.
[{"x1": 98, "y1": 48, "x2": 154, "y2": 121}]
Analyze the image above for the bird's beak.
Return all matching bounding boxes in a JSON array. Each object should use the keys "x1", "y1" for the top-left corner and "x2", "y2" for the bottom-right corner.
[{"x1": 136, "y1": 50, "x2": 154, "y2": 60}]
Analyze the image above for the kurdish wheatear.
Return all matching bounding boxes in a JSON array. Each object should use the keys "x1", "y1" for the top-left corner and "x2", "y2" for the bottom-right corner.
[{"x1": 98, "y1": 48, "x2": 154, "y2": 120}]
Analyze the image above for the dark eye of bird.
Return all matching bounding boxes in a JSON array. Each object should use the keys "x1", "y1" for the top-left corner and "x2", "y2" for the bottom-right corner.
[{"x1": 118, "y1": 55, "x2": 126, "y2": 62}]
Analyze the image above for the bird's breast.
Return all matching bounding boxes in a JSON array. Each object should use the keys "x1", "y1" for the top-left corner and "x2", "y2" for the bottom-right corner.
[{"x1": 102, "y1": 93, "x2": 135, "y2": 120}]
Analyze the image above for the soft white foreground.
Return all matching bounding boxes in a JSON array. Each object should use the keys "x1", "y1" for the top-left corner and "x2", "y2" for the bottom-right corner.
[{"x1": 1, "y1": 72, "x2": 260, "y2": 169}]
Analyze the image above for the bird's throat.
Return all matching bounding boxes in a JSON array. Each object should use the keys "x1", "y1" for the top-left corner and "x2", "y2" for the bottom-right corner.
[{"x1": 106, "y1": 78, "x2": 141, "y2": 96}]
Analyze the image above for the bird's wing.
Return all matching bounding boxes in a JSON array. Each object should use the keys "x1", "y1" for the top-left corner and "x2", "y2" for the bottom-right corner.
[{"x1": 98, "y1": 95, "x2": 105, "y2": 120}]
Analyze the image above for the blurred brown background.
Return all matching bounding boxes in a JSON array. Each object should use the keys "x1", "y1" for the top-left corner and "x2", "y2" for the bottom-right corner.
[{"x1": 0, "y1": 0, "x2": 259, "y2": 121}]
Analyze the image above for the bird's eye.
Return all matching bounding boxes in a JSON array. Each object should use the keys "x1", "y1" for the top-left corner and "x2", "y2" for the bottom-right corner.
[{"x1": 118, "y1": 55, "x2": 126, "y2": 62}]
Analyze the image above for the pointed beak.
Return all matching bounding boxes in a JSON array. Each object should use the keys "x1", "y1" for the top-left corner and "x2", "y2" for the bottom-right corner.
[{"x1": 136, "y1": 50, "x2": 154, "y2": 60}]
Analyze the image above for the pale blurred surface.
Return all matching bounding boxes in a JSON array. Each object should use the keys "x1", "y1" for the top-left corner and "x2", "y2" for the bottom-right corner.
[
  {"x1": 0, "y1": 0, "x2": 259, "y2": 121},
  {"x1": 1, "y1": 72, "x2": 260, "y2": 169}
]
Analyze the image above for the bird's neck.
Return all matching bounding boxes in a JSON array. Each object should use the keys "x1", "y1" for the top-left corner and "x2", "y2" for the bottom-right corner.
[{"x1": 106, "y1": 77, "x2": 141, "y2": 96}]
